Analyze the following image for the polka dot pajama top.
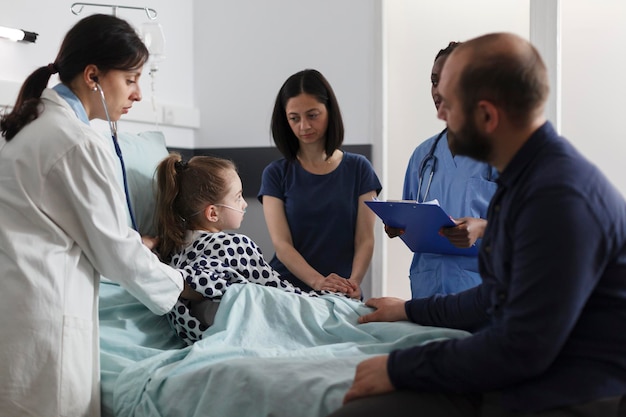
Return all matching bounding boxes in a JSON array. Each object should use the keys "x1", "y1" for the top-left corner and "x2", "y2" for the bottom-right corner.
[{"x1": 166, "y1": 230, "x2": 318, "y2": 344}]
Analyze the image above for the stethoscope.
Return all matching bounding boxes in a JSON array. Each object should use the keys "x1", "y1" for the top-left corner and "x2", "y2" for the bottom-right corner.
[
  {"x1": 416, "y1": 128, "x2": 446, "y2": 203},
  {"x1": 94, "y1": 79, "x2": 138, "y2": 231}
]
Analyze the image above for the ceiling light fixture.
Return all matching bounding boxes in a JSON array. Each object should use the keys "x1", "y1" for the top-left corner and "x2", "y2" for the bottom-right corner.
[{"x1": 0, "y1": 25, "x2": 38, "y2": 43}]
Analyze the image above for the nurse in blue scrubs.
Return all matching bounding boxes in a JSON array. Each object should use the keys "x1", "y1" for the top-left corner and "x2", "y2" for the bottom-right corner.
[{"x1": 387, "y1": 42, "x2": 498, "y2": 298}]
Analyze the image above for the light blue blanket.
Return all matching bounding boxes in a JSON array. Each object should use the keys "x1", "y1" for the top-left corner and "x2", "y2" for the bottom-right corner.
[{"x1": 100, "y1": 282, "x2": 469, "y2": 417}]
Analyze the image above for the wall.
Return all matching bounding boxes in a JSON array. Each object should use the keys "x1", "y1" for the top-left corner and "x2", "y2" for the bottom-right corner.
[
  {"x1": 192, "y1": 0, "x2": 381, "y2": 149},
  {"x1": 0, "y1": 0, "x2": 197, "y2": 147},
  {"x1": 560, "y1": 0, "x2": 626, "y2": 198}
]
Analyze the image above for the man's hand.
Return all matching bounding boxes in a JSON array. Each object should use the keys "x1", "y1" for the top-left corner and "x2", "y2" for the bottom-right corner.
[
  {"x1": 343, "y1": 355, "x2": 394, "y2": 404},
  {"x1": 358, "y1": 297, "x2": 408, "y2": 324}
]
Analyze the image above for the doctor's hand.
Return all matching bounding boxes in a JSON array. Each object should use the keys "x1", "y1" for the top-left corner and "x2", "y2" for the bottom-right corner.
[
  {"x1": 384, "y1": 224, "x2": 404, "y2": 238},
  {"x1": 358, "y1": 297, "x2": 408, "y2": 324},
  {"x1": 343, "y1": 355, "x2": 395, "y2": 404},
  {"x1": 440, "y1": 217, "x2": 487, "y2": 248},
  {"x1": 180, "y1": 281, "x2": 204, "y2": 301},
  {"x1": 141, "y1": 235, "x2": 159, "y2": 251}
]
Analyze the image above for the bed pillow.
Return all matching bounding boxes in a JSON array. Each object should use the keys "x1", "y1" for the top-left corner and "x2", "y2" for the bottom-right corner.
[{"x1": 107, "y1": 131, "x2": 170, "y2": 236}]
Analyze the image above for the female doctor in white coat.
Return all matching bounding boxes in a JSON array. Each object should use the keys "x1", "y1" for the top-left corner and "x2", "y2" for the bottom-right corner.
[{"x1": 0, "y1": 14, "x2": 199, "y2": 417}]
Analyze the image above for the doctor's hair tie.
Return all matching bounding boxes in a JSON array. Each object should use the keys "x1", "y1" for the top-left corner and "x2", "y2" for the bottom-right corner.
[{"x1": 47, "y1": 63, "x2": 59, "y2": 74}]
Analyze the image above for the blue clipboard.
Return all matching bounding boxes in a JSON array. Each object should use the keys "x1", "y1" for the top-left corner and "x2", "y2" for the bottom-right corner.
[{"x1": 365, "y1": 200, "x2": 478, "y2": 256}]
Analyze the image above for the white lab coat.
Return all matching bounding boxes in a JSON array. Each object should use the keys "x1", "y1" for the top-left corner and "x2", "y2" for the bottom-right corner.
[{"x1": 0, "y1": 89, "x2": 183, "y2": 417}]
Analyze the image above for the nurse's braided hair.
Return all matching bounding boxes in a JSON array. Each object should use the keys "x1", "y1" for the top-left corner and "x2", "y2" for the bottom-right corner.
[
  {"x1": 0, "y1": 14, "x2": 149, "y2": 141},
  {"x1": 154, "y1": 153, "x2": 237, "y2": 262},
  {"x1": 435, "y1": 41, "x2": 461, "y2": 61}
]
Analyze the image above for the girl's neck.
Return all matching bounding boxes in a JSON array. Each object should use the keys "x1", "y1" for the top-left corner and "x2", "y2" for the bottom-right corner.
[{"x1": 197, "y1": 224, "x2": 223, "y2": 234}]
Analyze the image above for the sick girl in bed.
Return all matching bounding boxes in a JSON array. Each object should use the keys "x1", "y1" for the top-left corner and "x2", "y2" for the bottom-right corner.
[{"x1": 155, "y1": 153, "x2": 323, "y2": 344}]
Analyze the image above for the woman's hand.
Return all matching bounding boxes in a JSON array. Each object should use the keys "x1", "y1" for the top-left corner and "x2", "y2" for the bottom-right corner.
[
  {"x1": 312, "y1": 273, "x2": 356, "y2": 295},
  {"x1": 346, "y1": 278, "x2": 362, "y2": 299}
]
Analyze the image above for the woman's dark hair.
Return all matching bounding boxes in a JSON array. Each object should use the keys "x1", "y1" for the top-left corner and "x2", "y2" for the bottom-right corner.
[
  {"x1": 270, "y1": 69, "x2": 344, "y2": 161},
  {"x1": 155, "y1": 153, "x2": 237, "y2": 261},
  {"x1": 1, "y1": 14, "x2": 149, "y2": 141}
]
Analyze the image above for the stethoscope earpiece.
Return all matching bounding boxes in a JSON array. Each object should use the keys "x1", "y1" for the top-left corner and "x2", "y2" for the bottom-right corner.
[{"x1": 91, "y1": 75, "x2": 100, "y2": 91}]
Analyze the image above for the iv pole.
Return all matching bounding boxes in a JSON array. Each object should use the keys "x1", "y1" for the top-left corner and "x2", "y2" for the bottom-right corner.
[{"x1": 70, "y1": 3, "x2": 158, "y2": 20}]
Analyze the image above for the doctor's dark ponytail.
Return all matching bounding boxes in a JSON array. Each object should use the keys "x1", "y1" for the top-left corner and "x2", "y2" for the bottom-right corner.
[
  {"x1": 1, "y1": 14, "x2": 148, "y2": 142},
  {"x1": 0, "y1": 65, "x2": 55, "y2": 141}
]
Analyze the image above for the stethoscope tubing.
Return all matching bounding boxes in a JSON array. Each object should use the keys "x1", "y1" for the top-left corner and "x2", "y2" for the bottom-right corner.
[
  {"x1": 417, "y1": 128, "x2": 446, "y2": 203},
  {"x1": 96, "y1": 83, "x2": 139, "y2": 231}
]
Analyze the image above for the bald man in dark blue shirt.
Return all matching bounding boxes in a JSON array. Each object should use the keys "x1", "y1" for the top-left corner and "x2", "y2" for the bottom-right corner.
[{"x1": 330, "y1": 33, "x2": 626, "y2": 417}]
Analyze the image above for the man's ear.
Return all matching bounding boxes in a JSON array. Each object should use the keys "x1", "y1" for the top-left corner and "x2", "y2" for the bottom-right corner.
[{"x1": 476, "y1": 100, "x2": 499, "y2": 133}]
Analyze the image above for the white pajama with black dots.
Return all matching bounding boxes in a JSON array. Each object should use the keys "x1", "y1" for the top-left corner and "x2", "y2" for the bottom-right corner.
[{"x1": 167, "y1": 231, "x2": 318, "y2": 344}]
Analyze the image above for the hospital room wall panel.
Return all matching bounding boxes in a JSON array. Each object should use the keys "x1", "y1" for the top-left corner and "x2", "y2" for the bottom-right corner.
[
  {"x1": 559, "y1": 0, "x2": 626, "y2": 199},
  {"x1": 191, "y1": 0, "x2": 380, "y2": 149},
  {"x1": 0, "y1": 0, "x2": 198, "y2": 147}
]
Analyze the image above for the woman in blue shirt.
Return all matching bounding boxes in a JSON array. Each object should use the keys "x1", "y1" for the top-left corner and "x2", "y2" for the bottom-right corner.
[
  {"x1": 258, "y1": 69, "x2": 381, "y2": 299},
  {"x1": 387, "y1": 42, "x2": 497, "y2": 298}
]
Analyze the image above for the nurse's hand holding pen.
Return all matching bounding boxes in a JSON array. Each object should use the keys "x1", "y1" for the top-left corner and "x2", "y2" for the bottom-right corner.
[
  {"x1": 385, "y1": 215, "x2": 487, "y2": 248},
  {"x1": 440, "y1": 216, "x2": 487, "y2": 248}
]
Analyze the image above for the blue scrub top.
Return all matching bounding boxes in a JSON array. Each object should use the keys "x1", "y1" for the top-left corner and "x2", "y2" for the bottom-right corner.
[{"x1": 403, "y1": 130, "x2": 497, "y2": 298}]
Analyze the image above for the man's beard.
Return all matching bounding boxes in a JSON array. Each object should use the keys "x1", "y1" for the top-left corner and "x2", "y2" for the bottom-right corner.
[{"x1": 447, "y1": 116, "x2": 492, "y2": 163}]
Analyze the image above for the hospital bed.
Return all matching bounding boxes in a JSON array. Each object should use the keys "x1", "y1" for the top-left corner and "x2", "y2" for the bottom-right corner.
[{"x1": 99, "y1": 131, "x2": 470, "y2": 417}]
